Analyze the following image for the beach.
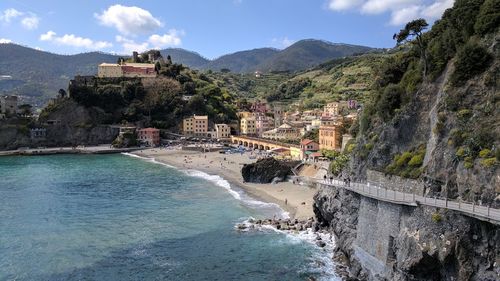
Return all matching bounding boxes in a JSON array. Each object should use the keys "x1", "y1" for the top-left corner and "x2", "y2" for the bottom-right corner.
[{"x1": 133, "y1": 148, "x2": 318, "y2": 220}]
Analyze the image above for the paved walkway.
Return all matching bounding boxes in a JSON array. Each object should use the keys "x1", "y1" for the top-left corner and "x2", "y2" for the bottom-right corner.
[{"x1": 315, "y1": 178, "x2": 500, "y2": 225}]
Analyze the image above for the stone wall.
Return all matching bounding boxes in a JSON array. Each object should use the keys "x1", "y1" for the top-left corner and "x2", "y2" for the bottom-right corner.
[
  {"x1": 313, "y1": 185, "x2": 500, "y2": 281},
  {"x1": 367, "y1": 169, "x2": 424, "y2": 195},
  {"x1": 354, "y1": 196, "x2": 402, "y2": 277}
]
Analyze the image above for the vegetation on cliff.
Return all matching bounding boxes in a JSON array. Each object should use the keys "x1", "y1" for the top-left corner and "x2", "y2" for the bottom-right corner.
[{"x1": 350, "y1": 0, "x2": 498, "y2": 204}]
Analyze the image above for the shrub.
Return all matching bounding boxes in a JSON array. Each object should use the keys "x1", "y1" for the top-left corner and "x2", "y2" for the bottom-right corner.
[
  {"x1": 464, "y1": 157, "x2": 474, "y2": 169},
  {"x1": 450, "y1": 42, "x2": 493, "y2": 86},
  {"x1": 474, "y1": 0, "x2": 500, "y2": 35},
  {"x1": 408, "y1": 154, "x2": 424, "y2": 167},
  {"x1": 456, "y1": 147, "x2": 467, "y2": 158},
  {"x1": 364, "y1": 143, "x2": 374, "y2": 151},
  {"x1": 376, "y1": 84, "x2": 404, "y2": 121},
  {"x1": 480, "y1": 158, "x2": 497, "y2": 168},
  {"x1": 479, "y1": 149, "x2": 492, "y2": 158},
  {"x1": 431, "y1": 213, "x2": 442, "y2": 223},
  {"x1": 396, "y1": 152, "x2": 413, "y2": 167},
  {"x1": 457, "y1": 109, "x2": 472, "y2": 120}
]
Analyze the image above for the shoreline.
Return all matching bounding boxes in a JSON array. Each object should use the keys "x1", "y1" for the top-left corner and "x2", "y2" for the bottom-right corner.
[
  {"x1": 0, "y1": 145, "x2": 141, "y2": 156},
  {"x1": 130, "y1": 148, "x2": 317, "y2": 220}
]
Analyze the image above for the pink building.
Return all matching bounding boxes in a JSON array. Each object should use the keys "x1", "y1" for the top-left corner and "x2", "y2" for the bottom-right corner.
[
  {"x1": 137, "y1": 128, "x2": 160, "y2": 147},
  {"x1": 300, "y1": 139, "x2": 319, "y2": 160}
]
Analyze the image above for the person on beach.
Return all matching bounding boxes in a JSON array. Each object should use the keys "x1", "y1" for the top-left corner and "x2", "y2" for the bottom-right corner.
[
  {"x1": 323, "y1": 175, "x2": 327, "y2": 183},
  {"x1": 285, "y1": 198, "x2": 288, "y2": 205},
  {"x1": 329, "y1": 176, "x2": 333, "y2": 184}
]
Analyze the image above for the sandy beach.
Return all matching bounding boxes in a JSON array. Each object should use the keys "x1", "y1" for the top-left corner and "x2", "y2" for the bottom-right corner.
[{"x1": 132, "y1": 147, "x2": 318, "y2": 220}]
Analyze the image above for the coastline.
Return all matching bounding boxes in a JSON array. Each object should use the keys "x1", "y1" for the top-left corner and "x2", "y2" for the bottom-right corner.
[
  {"x1": 130, "y1": 148, "x2": 317, "y2": 220},
  {"x1": 0, "y1": 145, "x2": 141, "y2": 156}
]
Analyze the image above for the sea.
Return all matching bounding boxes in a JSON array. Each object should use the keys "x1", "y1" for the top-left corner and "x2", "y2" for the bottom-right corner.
[{"x1": 0, "y1": 154, "x2": 339, "y2": 281}]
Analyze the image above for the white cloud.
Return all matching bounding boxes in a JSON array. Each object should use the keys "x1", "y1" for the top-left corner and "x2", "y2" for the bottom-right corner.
[
  {"x1": 40, "y1": 30, "x2": 56, "y2": 41},
  {"x1": 390, "y1": 5, "x2": 422, "y2": 25},
  {"x1": 116, "y1": 35, "x2": 149, "y2": 53},
  {"x1": 328, "y1": 0, "x2": 364, "y2": 11},
  {"x1": 327, "y1": 0, "x2": 455, "y2": 26},
  {"x1": 21, "y1": 14, "x2": 39, "y2": 30},
  {"x1": 0, "y1": 38, "x2": 13, "y2": 44},
  {"x1": 0, "y1": 8, "x2": 23, "y2": 23},
  {"x1": 361, "y1": 0, "x2": 419, "y2": 14},
  {"x1": 40, "y1": 30, "x2": 112, "y2": 50},
  {"x1": 421, "y1": 0, "x2": 453, "y2": 19},
  {"x1": 95, "y1": 5, "x2": 163, "y2": 36},
  {"x1": 148, "y1": 29, "x2": 183, "y2": 48},
  {"x1": 272, "y1": 37, "x2": 295, "y2": 48}
]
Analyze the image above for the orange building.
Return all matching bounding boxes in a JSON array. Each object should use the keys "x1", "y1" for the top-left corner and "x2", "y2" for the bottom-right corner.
[
  {"x1": 319, "y1": 125, "x2": 341, "y2": 151},
  {"x1": 137, "y1": 128, "x2": 160, "y2": 147}
]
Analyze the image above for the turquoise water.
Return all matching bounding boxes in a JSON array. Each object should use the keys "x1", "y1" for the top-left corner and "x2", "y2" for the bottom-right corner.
[{"x1": 0, "y1": 154, "x2": 337, "y2": 280}]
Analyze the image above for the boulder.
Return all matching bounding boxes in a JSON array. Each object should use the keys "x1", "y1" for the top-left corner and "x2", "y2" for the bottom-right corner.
[{"x1": 241, "y1": 158, "x2": 299, "y2": 183}]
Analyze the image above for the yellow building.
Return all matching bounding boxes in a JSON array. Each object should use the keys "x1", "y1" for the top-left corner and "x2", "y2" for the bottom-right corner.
[
  {"x1": 289, "y1": 146, "x2": 301, "y2": 160},
  {"x1": 215, "y1": 124, "x2": 231, "y2": 139},
  {"x1": 240, "y1": 117, "x2": 257, "y2": 136},
  {"x1": 183, "y1": 115, "x2": 208, "y2": 137},
  {"x1": 98, "y1": 63, "x2": 123, "y2": 77},
  {"x1": 319, "y1": 125, "x2": 342, "y2": 151},
  {"x1": 324, "y1": 101, "x2": 348, "y2": 116}
]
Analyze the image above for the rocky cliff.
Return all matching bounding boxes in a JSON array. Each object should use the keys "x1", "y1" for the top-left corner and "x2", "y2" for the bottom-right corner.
[
  {"x1": 314, "y1": 186, "x2": 499, "y2": 281},
  {"x1": 241, "y1": 158, "x2": 299, "y2": 183},
  {"x1": 0, "y1": 98, "x2": 119, "y2": 150},
  {"x1": 313, "y1": 1, "x2": 500, "y2": 279}
]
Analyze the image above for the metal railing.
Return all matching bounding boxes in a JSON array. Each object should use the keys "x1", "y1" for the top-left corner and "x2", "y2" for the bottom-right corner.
[{"x1": 315, "y1": 178, "x2": 500, "y2": 225}]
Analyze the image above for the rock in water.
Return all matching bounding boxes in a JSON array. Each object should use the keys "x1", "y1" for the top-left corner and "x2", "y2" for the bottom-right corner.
[{"x1": 241, "y1": 158, "x2": 299, "y2": 183}]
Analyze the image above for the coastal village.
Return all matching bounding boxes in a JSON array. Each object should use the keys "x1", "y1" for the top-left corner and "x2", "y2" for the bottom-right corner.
[
  {"x1": 1, "y1": 52, "x2": 359, "y2": 163},
  {"x1": 94, "y1": 54, "x2": 360, "y2": 162}
]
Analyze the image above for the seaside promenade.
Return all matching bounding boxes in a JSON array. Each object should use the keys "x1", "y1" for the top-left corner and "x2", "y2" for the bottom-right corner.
[{"x1": 315, "y1": 178, "x2": 500, "y2": 225}]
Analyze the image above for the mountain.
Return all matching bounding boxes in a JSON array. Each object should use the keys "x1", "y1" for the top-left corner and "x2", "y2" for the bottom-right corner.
[
  {"x1": 0, "y1": 44, "x2": 121, "y2": 106},
  {"x1": 204, "y1": 48, "x2": 279, "y2": 73},
  {"x1": 160, "y1": 48, "x2": 209, "y2": 69},
  {"x1": 0, "y1": 39, "x2": 375, "y2": 106},
  {"x1": 257, "y1": 39, "x2": 375, "y2": 72},
  {"x1": 200, "y1": 40, "x2": 377, "y2": 73}
]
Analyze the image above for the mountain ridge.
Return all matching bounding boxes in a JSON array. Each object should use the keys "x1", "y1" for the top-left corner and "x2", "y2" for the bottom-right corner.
[{"x1": 0, "y1": 39, "x2": 378, "y2": 105}]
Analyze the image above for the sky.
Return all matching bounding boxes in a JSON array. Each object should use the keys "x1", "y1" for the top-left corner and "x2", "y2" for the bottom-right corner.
[{"x1": 0, "y1": 0, "x2": 454, "y2": 59}]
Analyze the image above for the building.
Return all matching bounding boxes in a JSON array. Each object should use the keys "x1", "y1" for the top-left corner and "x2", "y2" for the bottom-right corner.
[
  {"x1": 290, "y1": 146, "x2": 301, "y2": 160},
  {"x1": 215, "y1": 124, "x2": 231, "y2": 139},
  {"x1": 255, "y1": 115, "x2": 274, "y2": 137},
  {"x1": 0, "y1": 95, "x2": 18, "y2": 115},
  {"x1": 97, "y1": 63, "x2": 157, "y2": 78},
  {"x1": 250, "y1": 100, "x2": 268, "y2": 114},
  {"x1": 273, "y1": 104, "x2": 284, "y2": 127},
  {"x1": 300, "y1": 139, "x2": 319, "y2": 160},
  {"x1": 183, "y1": 115, "x2": 209, "y2": 137},
  {"x1": 262, "y1": 123, "x2": 301, "y2": 141},
  {"x1": 30, "y1": 128, "x2": 46, "y2": 140},
  {"x1": 324, "y1": 101, "x2": 349, "y2": 116},
  {"x1": 137, "y1": 127, "x2": 160, "y2": 147},
  {"x1": 240, "y1": 117, "x2": 257, "y2": 136},
  {"x1": 319, "y1": 125, "x2": 342, "y2": 151}
]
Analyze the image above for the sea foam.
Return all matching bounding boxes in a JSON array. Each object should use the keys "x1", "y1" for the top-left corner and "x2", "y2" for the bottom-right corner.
[{"x1": 122, "y1": 152, "x2": 289, "y2": 219}]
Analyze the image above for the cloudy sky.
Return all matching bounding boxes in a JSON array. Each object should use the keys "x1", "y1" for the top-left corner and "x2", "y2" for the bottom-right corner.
[{"x1": 0, "y1": 0, "x2": 454, "y2": 58}]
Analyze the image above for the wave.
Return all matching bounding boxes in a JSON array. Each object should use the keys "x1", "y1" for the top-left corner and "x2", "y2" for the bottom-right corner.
[
  {"x1": 235, "y1": 218, "x2": 339, "y2": 281},
  {"x1": 121, "y1": 152, "x2": 289, "y2": 219}
]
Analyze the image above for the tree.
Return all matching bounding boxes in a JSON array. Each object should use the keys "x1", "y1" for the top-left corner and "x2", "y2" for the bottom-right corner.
[
  {"x1": 58, "y1": 89, "x2": 67, "y2": 98},
  {"x1": 394, "y1": 19, "x2": 429, "y2": 77},
  {"x1": 18, "y1": 104, "x2": 32, "y2": 116}
]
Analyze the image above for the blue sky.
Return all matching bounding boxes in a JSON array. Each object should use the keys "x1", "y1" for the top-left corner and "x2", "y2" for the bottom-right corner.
[{"x1": 0, "y1": 0, "x2": 454, "y2": 59}]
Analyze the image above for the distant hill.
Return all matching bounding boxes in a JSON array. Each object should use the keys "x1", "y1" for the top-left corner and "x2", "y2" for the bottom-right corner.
[
  {"x1": 204, "y1": 48, "x2": 279, "y2": 73},
  {"x1": 0, "y1": 40, "x2": 376, "y2": 106},
  {"x1": 161, "y1": 48, "x2": 209, "y2": 69},
  {"x1": 257, "y1": 39, "x2": 375, "y2": 72}
]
